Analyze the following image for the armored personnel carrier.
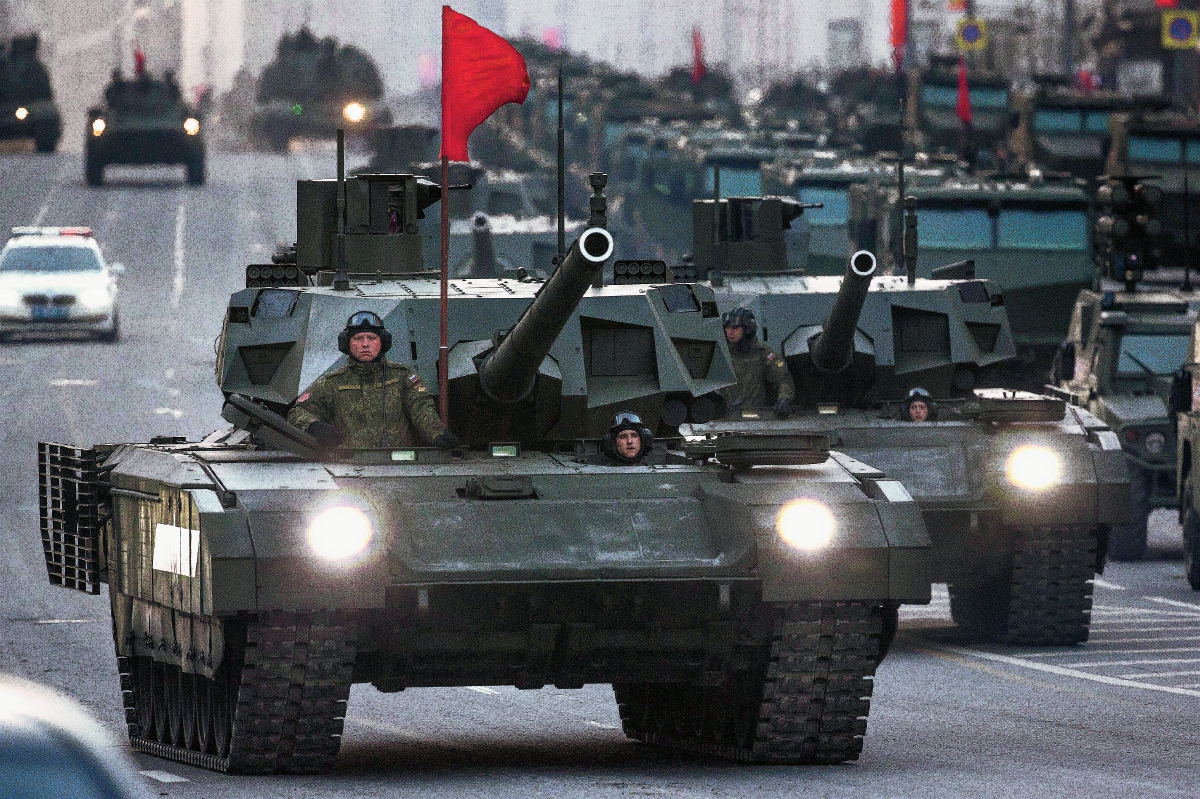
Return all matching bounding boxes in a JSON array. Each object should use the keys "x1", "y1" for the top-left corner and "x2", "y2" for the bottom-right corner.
[
  {"x1": 907, "y1": 55, "x2": 1010, "y2": 158},
  {"x1": 847, "y1": 172, "x2": 1093, "y2": 384},
  {"x1": 676, "y1": 196, "x2": 1128, "y2": 645},
  {"x1": 249, "y1": 27, "x2": 391, "y2": 152},
  {"x1": 0, "y1": 34, "x2": 61, "y2": 152},
  {"x1": 38, "y1": 153, "x2": 932, "y2": 773},
  {"x1": 1054, "y1": 286, "x2": 1198, "y2": 560},
  {"x1": 85, "y1": 69, "x2": 205, "y2": 186}
]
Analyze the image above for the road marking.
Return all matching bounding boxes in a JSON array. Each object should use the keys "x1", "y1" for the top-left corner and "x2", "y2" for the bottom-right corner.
[
  {"x1": 1121, "y1": 669, "x2": 1200, "y2": 679},
  {"x1": 154, "y1": 407, "x2": 183, "y2": 418},
  {"x1": 466, "y1": 686, "x2": 500, "y2": 695},
  {"x1": 48, "y1": 378, "x2": 98, "y2": 387},
  {"x1": 929, "y1": 642, "x2": 1200, "y2": 698},
  {"x1": 34, "y1": 619, "x2": 102, "y2": 624},
  {"x1": 32, "y1": 158, "x2": 71, "y2": 226},
  {"x1": 1093, "y1": 578, "x2": 1125, "y2": 590},
  {"x1": 1085, "y1": 635, "x2": 1200, "y2": 645},
  {"x1": 1065, "y1": 657, "x2": 1200, "y2": 669},
  {"x1": 1017, "y1": 646, "x2": 1200, "y2": 659},
  {"x1": 1146, "y1": 596, "x2": 1200, "y2": 612},
  {"x1": 139, "y1": 770, "x2": 188, "y2": 783},
  {"x1": 1089, "y1": 624, "x2": 1200, "y2": 633},
  {"x1": 171, "y1": 203, "x2": 186, "y2": 308},
  {"x1": 585, "y1": 721, "x2": 619, "y2": 730}
]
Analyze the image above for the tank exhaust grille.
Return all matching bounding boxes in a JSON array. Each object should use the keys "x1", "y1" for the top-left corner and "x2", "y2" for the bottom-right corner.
[{"x1": 38, "y1": 443, "x2": 104, "y2": 595}]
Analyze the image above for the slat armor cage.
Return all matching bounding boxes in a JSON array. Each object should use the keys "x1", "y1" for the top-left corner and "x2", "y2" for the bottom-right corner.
[{"x1": 38, "y1": 442, "x2": 104, "y2": 594}]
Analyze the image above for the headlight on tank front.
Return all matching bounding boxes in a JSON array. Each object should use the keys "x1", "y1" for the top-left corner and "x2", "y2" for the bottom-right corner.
[
  {"x1": 183, "y1": 117, "x2": 200, "y2": 136},
  {"x1": 775, "y1": 499, "x2": 835, "y2": 551},
  {"x1": 1005, "y1": 445, "x2": 1061, "y2": 490},
  {"x1": 15, "y1": 107, "x2": 28, "y2": 121},
  {"x1": 342, "y1": 102, "x2": 366, "y2": 123},
  {"x1": 91, "y1": 118, "x2": 106, "y2": 136},
  {"x1": 1143, "y1": 431, "x2": 1167, "y2": 456},
  {"x1": 308, "y1": 505, "x2": 374, "y2": 561}
]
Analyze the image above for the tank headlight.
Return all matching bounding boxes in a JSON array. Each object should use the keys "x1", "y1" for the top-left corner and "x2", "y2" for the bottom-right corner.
[
  {"x1": 775, "y1": 499, "x2": 835, "y2": 551},
  {"x1": 15, "y1": 107, "x2": 28, "y2": 121},
  {"x1": 91, "y1": 118, "x2": 106, "y2": 136},
  {"x1": 1006, "y1": 445, "x2": 1061, "y2": 490},
  {"x1": 343, "y1": 102, "x2": 366, "y2": 123},
  {"x1": 308, "y1": 506, "x2": 373, "y2": 560},
  {"x1": 183, "y1": 117, "x2": 200, "y2": 136},
  {"x1": 1144, "y1": 431, "x2": 1167, "y2": 455}
]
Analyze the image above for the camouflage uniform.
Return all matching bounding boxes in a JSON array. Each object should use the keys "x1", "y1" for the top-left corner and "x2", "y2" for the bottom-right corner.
[
  {"x1": 288, "y1": 359, "x2": 446, "y2": 449},
  {"x1": 719, "y1": 340, "x2": 796, "y2": 410}
]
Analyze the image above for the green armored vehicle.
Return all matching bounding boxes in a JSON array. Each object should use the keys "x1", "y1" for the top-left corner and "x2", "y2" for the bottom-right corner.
[
  {"x1": 907, "y1": 55, "x2": 1010, "y2": 158},
  {"x1": 86, "y1": 69, "x2": 205, "y2": 186},
  {"x1": 1173, "y1": 320, "x2": 1200, "y2": 589},
  {"x1": 848, "y1": 173, "x2": 1093, "y2": 383},
  {"x1": 0, "y1": 35, "x2": 61, "y2": 152},
  {"x1": 677, "y1": 196, "x2": 1128, "y2": 644},
  {"x1": 38, "y1": 153, "x2": 932, "y2": 773},
  {"x1": 1054, "y1": 287, "x2": 1198, "y2": 560}
]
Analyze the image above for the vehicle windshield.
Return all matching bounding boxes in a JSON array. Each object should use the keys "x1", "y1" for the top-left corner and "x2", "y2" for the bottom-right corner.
[
  {"x1": 919, "y1": 209, "x2": 992, "y2": 249},
  {"x1": 705, "y1": 167, "x2": 761, "y2": 196},
  {"x1": 922, "y1": 85, "x2": 1007, "y2": 109},
  {"x1": 0, "y1": 246, "x2": 102, "y2": 273},
  {"x1": 1084, "y1": 112, "x2": 1110, "y2": 133},
  {"x1": 1129, "y1": 136, "x2": 1181, "y2": 163},
  {"x1": 997, "y1": 210, "x2": 1089, "y2": 250},
  {"x1": 1034, "y1": 110, "x2": 1081, "y2": 132},
  {"x1": 1116, "y1": 333, "x2": 1190, "y2": 377},
  {"x1": 796, "y1": 187, "x2": 848, "y2": 225}
]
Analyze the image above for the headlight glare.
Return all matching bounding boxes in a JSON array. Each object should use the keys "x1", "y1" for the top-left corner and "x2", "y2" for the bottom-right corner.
[
  {"x1": 308, "y1": 506, "x2": 373, "y2": 560},
  {"x1": 0, "y1": 287, "x2": 19, "y2": 307},
  {"x1": 91, "y1": 118, "x2": 106, "y2": 136},
  {"x1": 78, "y1": 286, "x2": 110, "y2": 309},
  {"x1": 343, "y1": 102, "x2": 366, "y2": 122},
  {"x1": 183, "y1": 117, "x2": 200, "y2": 136},
  {"x1": 1006, "y1": 445, "x2": 1061, "y2": 490},
  {"x1": 15, "y1": 107, "x2": 28, "y2": 120},
  {"x1": 776, "y1": 499, "x2": 835, "y2": 551}
]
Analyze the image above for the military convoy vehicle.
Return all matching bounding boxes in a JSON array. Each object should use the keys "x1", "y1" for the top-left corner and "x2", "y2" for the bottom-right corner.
[
  {"x1": 38, "y1": 150, "x2": 934, "y2": 773},
  {"x1": 676, "y1": 196, "x2": 1128, "y2": 644},
  {"x1": 249, "y1": 27, "x2": 391, "y2": 152},
  {"x1": 848, "y1": 173, "x2": 1093, "y2": 383},
  {"x1": 0, "y1": 34, "x2": 61, "y2": 153},
  {"x1": 85, "y1": 70, "x2": 205, "y2": 186},
  {"x1": 1054, "y1": 286, "x2": 1198, "y2": 560},
  {"x1": 1173, "y1": 320, "x2": 1200, "y2": 589},
  {"x1": 907, "y1": 56, "x2": 1010, "y2": 158}
]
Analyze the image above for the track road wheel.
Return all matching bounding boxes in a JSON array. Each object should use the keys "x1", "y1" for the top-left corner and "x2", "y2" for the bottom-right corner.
[
  {"x1": 1183, "y1": 480, "x2": 1200, "y2": 591},
  {"x1": 1108, "y1": 466, "x2": 1150, "y2": 561},
  {"x1": 186, "y1": 155, "x2": 205, "y2": 186},
  {"x1": 615, "y1": 602, "x2": 881, "y2": 764},
  {"x1": 85, "y1": 157, "x2": 104, "y2": 187}
]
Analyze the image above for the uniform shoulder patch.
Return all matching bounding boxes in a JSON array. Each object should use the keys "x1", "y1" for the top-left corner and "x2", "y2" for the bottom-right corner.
[
  {"x1": 408, "y1": 373, "x2": 421, "y2": 384},
  {"x1": 766, "y1": 351, "x2": 776, "y2": 360},
  {"x1": 296, "y1": 391, "x2": 311, "y2": 403}
]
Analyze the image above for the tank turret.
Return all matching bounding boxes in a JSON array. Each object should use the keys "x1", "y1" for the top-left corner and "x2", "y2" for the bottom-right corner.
[
  {"x1": 454, "y1": 212, "x2": 512, "y2": 278},
  {"x1": 690, "y1": 196, "x2": 811, "y2": 278},
  {"x1": 810, "y1": 250, "x2": 877, "y2": 373}
]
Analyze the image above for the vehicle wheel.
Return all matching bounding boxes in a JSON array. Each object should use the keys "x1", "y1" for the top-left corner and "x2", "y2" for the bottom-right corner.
[
  {"x1": 34, "y1": 127, "x2": 58, "y2": 153},
  {"x1": 134, "y1": 656, "x2": 156, "y2": 740},
  {"x1": 1183, "y1": 479, "x2": 1200, "y2": 590},
  {"x1": 186, "y1": 154, "x2": 205, "y2": 186},
  {"x1": 874, "y1": 603, "x2": 900, "y2": 664},
  {"x1": 948, "y1": 581, "x2": 1009, "y2": 639},
  {"x1": 85, "y1": 157, "x2": 104, "y2": 187},
  {"x1": 98, "y1": 313, "x2": 119, "y2": 343},
  {"x1": 152, "y1": 661, "x2": 170, "y2": 744},
  {"x1": 1108, "y1": 466, "x2": 1151, "y2": 561},
  {"x1": 180, "y1": 672, "x2": 199, "y2": 749}
]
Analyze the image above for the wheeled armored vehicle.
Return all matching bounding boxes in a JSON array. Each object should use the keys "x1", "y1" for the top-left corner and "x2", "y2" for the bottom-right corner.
[
  {"x1": 38, "y1": 157, "x2": 932, "y2": 773},
  {"x1": 86, "y1": 71, "x2": 205, "y2": 186},
  {"x1": 0, "y1": 35, "x2": 61, "y2": 152},
  {"x1": 675, "y1": 195, "x2": 1128, "y2": 644}
]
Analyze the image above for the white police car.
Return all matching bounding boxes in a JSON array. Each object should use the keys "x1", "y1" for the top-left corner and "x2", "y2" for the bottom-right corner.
[{"x1": 0, "y1": 227, "x2": 122, "y2": 342}]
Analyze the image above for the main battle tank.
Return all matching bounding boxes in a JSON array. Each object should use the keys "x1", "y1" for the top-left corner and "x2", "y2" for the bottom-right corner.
[
  {"x1": 85, "y1": 67, "x2": 205, "y2": 186},
  {"x1": 0, "y1": 34, "x2": 61, "y2": 152},
  {"x1": 249, "y1": 27, "x2": 391, "y2": 152},
  {"x1": 38, "y1": 150, "x2": 932, "y2": 773},
  {"x1": 676, "y1": 195, "x2": 1129, "y2": 645}
]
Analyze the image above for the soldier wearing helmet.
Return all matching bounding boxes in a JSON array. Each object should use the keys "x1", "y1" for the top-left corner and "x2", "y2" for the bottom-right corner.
[
  {"x1": 601, "y1": 411, "x2": 654, "y2": 465},
  {"x1": 719, "y1": 307, "x2": 796, "y2": 418},
  {"x1": 288, "y1": 310, "x2": 458, "y2": 450},
  {"x1": 903, "y1": 387, "x2": 936, "y2": 422}
]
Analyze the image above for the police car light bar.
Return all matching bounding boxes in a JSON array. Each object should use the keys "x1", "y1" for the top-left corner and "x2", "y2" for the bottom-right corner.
[{"x1": 10, "y1": 226, "x2": 94, "y2": 238}]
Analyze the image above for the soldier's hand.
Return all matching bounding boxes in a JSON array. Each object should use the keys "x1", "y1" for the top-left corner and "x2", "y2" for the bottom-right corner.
[
  {"x1": 773, "y1": 397, "x2": 794, "y2": 419},
  {"x1": 306, "y1": 420, "x2": 344, "y2": 449},
  {"x1": 434, "y1": 430, "x2": 460, "y2": 450}
]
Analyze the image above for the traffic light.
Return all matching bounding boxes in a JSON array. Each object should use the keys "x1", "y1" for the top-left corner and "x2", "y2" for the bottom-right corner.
[{"x1": 1094, "y1": 177, "x2": 1163, "y2": 290}]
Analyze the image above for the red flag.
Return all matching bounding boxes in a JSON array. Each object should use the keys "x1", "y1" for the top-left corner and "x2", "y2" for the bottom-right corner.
[
  {"x1": 890, "y1": 0, "x2": 907, "y2": 72},
  {"x1": 956, "y1": 57, "x2": 972, "y2": 126},
  {"x1": 691, "y1": 27, "x2": 706, "y2": 85},
  {"x1": 440, "y1": 6, "x2": 530, "y2": 162},
  {"x1": 134, "y1": 48, "x2": 146, "y2": 77}
]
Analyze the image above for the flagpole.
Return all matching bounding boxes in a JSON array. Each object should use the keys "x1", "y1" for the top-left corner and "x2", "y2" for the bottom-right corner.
[{"x1": 439, "y1": 154, "x2": 450, "y2": 426}]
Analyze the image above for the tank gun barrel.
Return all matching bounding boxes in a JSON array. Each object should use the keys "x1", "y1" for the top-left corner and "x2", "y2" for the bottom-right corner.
[
  {"x1": 478, "y1": 226, "x2": 614, "y2": 403},
  {"x1": 810, "y1": 250, "x2": 878, "y2": 374},
  {"x1": 468, "y1": 212, "x2": 498, "y2": 278}
]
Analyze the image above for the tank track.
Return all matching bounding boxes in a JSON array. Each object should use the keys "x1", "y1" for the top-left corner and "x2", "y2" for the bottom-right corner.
[
  {"x1": 949, "y1": 526, "x2": 1097, "y2": 646},
  {"x1": 121, "y1": 610, "x2": 355, "y2": 774},
  {"x1": 614, "y1": 601, "x2": 882, "y2": 764}
]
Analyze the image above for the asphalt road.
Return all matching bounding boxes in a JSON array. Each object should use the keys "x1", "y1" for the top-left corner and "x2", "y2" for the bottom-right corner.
[{"x1": 1, "y1": 151, "x2": 1198, "y2": 798}]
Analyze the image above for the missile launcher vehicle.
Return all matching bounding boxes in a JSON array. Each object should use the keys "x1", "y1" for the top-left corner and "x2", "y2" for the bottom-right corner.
[
  {"x1": 86, "y1": 70, "x2": 205, "y2": 186},
  {"x1": 675, "y1": 195, "x2": 1128, "y2": 645},
  {"x1": 0, "y1": 35, "x2": 61, "y2": 153},
  {"x1": 37, "y1": 151, "x2": 933, "y2": 773}
]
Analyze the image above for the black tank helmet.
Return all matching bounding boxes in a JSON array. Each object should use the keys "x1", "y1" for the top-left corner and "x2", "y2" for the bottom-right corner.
[
  {"x1": 338, "y1": 310, "x2": 393, "y2": 357},
  {"x1": 602, "y1": 410, "x2": 655, "y2": 464},
  {"x1": 903, "y1": 387, "x2": 937, "y2": 421},
  {"x1": 721, "y1": 307, "x2": 757, "y2": 353}
]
